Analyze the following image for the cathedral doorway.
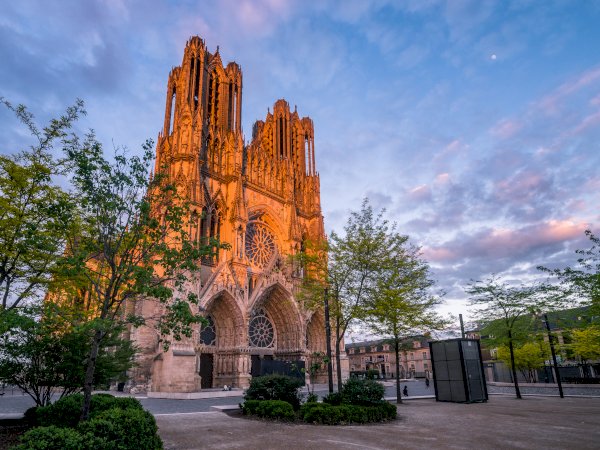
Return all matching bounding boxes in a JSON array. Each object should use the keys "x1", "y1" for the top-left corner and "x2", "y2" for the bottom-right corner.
[{"x1": 199, "y1": 353, "x2": 214, "y2": 389}]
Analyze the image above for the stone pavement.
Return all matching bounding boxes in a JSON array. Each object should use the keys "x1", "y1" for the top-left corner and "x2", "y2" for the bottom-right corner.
[{"x1": 156, "y1": 396, "x2": 600, "y2": 450}]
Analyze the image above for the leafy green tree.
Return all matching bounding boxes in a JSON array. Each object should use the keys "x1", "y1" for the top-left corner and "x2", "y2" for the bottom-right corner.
[
  {"x1": 570, "y1": 326, "x2": 600, "y2": 362},
  {"x1": 0, "y1": 304, "x2": 134, "y2": 406},
  {"x1": 496, "y1": 341, "x2": 549, "y2": 383},
  {"x1": 466, "y1": 276, "x2": 544, "y2": 399},
  {"x1": 364, "y1": 243, "x2": 448, "y2": 403},
  {"x1": 0, "y1": 99, "x2": 82, "y2": 314},
  {"x1": 297, "y1": 199, "x2": 403, "y2": 391},
  {"x1": 539, "y1": 230, "x2": 600, "y2": 313},
  {"x1": 59, "y1": 130, "x2": 228, "y2": 420}
]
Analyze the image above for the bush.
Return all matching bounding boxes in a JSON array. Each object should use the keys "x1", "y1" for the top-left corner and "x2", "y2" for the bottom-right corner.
[
  {"x1": 36, "y1": 394, "x2": 84, "y2": 428},
  {"x1": 255, "y1": 400, "x2": 296, "y2": 421},
  {"x1": 78, "y1": 407, "x2": 163, "y2": 450},
  {"x1": 24, "y1": 406, "x2": 39, "y2": 426},
  {"x1": 19, "y1": 393, "x2": 162, "y2": 450},
  {"x1": 322, "y1": 392, "x2": 342, "y2": 405},
  {"x1": 12, "y1": 425, "x2": 104, "y2": 450},
  {"x1": 299, "y1": 401, "x2": 396, "y2": 425},
  {"x1": 244, "y1": 374, "x2": 303, "y2": 410},
  {"x1": 340, "y1": 378, "x2": 385, "y2": 406},
  {"x1": 305, "y1": 392, "x2": 319, "y2": 403},
  {"x1": 241, "y1": 400, "x2": 261, "y2": 415}
]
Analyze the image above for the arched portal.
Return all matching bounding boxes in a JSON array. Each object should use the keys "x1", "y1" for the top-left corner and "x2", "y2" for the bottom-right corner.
[
  {"x1": 249, "y1": 283, "x2": 304, "y2": 377},
  {"x1": 199, "y1": 291, "x2": 249, "y2": 388}
]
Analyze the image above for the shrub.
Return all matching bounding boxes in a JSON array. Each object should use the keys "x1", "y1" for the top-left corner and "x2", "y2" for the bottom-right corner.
[
  {"x1": 340, "y1": 378, "x2": 385, "y2": 406},
  {"x1": 305, "y1": 392, "x2": 319, "y2": 403},
  {"x1": 299, "y1": 401, "x2": 396, "y2": 425},
  {"x1": 322, "y1": 392, "x2": 342, "y2": 405},
  {"x1": 24, "y1": 406, "x2": 39, "y2": 426},
  {"x1": 255, "y1": 400, "x2": 296, "y2": 421},
  {"x1": 36, "y1": 394, "x2": 84, "y2": 428},
  {"x1": 241, "y1": 400, "x2": 261, "y2": 415},
  {"x1": 12, "y1": 425, "x2": 104, "y2": 450},
  {"x1": 244, "y1": 374, "x2": 303, "y2": 410},
  {"x1": 78, "y1": 407, "x2": 163, "y2": 450}
]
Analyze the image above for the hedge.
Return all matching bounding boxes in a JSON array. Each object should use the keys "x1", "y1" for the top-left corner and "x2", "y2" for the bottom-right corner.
[
  {"x1": 16, "y1": 393, "x2": 163, "y2": 450},
  {"x1": 299, "y1": 401, "x2": 397, "y2": 425},
  {"x1": 244, "y1": 374, "x2": 303, "y2": 410}
]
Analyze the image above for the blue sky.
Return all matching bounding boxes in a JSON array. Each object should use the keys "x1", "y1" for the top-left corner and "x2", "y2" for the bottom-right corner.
[{"x1": 2, "y1": 0, "x2": 600, "y2": 320}]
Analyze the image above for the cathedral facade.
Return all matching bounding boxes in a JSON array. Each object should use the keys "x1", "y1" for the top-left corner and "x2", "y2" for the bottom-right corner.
[{"x1": 128, "y1": 36, "x2": 343, "y2": 393}]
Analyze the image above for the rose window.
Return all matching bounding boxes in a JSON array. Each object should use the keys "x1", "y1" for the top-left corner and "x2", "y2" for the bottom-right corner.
[
  {"x1": 199, "y1": 316, "x2": 216, "y2": 346},
  {"x1": 245, "y1": 222, "x2": 276, "y2": 268},
  {"x1": 249, "y1": 309, "x2": 275, "y2": 348}
]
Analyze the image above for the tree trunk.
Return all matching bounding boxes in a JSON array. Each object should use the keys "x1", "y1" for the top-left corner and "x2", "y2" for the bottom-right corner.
[
  {"x1": 395, "y1": 339, "x2": 402, "y2": 404},
  {"x1": 81, "y1": 329, "x2": 103, "y2": 421},
  {"x1": 508, "y1": 329, "x2": 521, "y2": 399},
  {"x1": 335, "y1": 336, "x2": 343, "y2": 392}
]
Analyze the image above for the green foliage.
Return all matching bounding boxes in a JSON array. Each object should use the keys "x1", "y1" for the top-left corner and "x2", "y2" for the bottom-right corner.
[
  {"x1": 252, "y1": 400, "x2": 296, "y2": 421},
  {"x1": 539, "y1": 230, "x2": 600, "y2": 312},
  {"x1": 0, "y1": 98, "x2": 83, "y2": 314},
  {"x1": 497, "y1": 341, "x2": 549, "y2": 382},
  {"x1": 299, "y1": 401, "x2": 396, "y2": 425},
  {"x1": 466, "y1": 275, "x2": 555, "y2": 398},
  {"x1": 322, "y1": 392, "x2": 343, "y2": 405},
  {"x1": 34, "y1": 393, "x2": 144, "y2": 428},
  {"x1": 36, "y1": 394, "x2": 84, "y2": 428},
  {"x1": 0, "y1": 305, "x2": 135, "y2": 407},
  {"x1": 21, "y1": 394, "x2": 162, "y2": 450},
  {"x1": 339, "y1": 378, "x2": 385, "y2": 406},
  {"x1": 77, "y1": 407, "x2": 163, "y2": 450},
  {"x1": 244, "y1": 374, "x2": 304, "y2": 410},
  {"x1": 12, "y1": 425, "x2": 103, "y2": 450},
  {"x1": 570, "y1": 326, "x2": 600, "y2": 361},
  {"x1": 241, "y1": 399, "x2": 261, "y2": 415},
  {"x1": 305, "y1": 393, "x2": 319, "y2": 403}
]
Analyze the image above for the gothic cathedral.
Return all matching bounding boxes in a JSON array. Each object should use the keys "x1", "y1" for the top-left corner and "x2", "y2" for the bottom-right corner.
[{"x1": 128, "y1": 36, "x2": 340, "y2": 393}]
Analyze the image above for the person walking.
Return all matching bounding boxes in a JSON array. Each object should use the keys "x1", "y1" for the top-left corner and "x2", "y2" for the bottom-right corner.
[
  {"x1": 425, "y1": 378, "x2": 430, "y2": 388},
  {"x1": 403, "y1": 386, "x2": 408, "y2": 397}
]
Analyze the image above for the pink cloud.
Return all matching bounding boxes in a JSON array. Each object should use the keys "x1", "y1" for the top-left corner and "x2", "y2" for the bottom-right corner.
[
  {"x1": 494, "y1": 171, "x2": 547, "y2": 202},
  {"x1": 422, "y1": 247, "x2": 456, "y2": 263},
  {"x1": 424, "y1": 220, "x2": 588, "y2": 264},
  {"x1": 408, "y1": 184, "x2": 431, "y2": 201},
  {"x1": 537, "y1": 65, "x2": 600, "y2": 114},
  {"x1": 490, "y1": 118, "x2": 522, "y2": 139}
]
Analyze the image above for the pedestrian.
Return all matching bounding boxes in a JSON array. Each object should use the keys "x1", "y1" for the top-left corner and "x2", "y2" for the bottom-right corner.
[
  {"x1": 403, "y1": 386, "x2": 408, "y2": 397},
  {"x1": 425, "y1": 378, "x2": 430, "y2": 388}
]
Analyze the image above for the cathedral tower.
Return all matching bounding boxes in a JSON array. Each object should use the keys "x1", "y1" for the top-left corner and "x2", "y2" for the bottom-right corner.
[{"x1": 129, "y1": 36, "x2": 343, "y2": 394}]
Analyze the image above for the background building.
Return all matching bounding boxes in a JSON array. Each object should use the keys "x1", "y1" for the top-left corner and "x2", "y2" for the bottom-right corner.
[{"x1": 346, "y1": 336, "x2": 431, "y2": 380}]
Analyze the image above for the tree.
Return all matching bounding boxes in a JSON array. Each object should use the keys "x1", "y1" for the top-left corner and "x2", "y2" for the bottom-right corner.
[
  {"x1": 0, "y1": 98, "x2": 82, "y2": 314},
  {"x1": 496, "y1": 341, "x2": 549, "y2": 383},
  {"x1": 296, "y1": 200, "x2": 401, "y2": 391},
  {"x1": 539, "y1": 230, "x2": 600, "y2": 313},
  {"x1": 364, "y1": 243, "x2": 448, "y2": 404},
  {"x1": 570, "y1": 326, "x2": 600, "y2": 363},
  {"x1": 0, "y1": 304, "x2": 134, "y2": 406},
  {"x1": 57, "y1": 129, "x2": 228, "y2": 420},
  {"x1": 466, "y1": 276, "x2": 544, "y2": 399}
]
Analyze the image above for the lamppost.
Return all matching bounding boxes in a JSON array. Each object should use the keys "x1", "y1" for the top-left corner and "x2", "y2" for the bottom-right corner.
[
  {"x1": 323, "y1": 288, "x2": 334, "y2": 393},
  {"x1": 542, "y1": 313, "x2": 564, "y2": 398}
]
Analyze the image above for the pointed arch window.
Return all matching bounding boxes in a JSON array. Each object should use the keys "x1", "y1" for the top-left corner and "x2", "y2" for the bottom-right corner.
[{"x1": 167, "y1": 87, "x2": 176, "y2": 135}]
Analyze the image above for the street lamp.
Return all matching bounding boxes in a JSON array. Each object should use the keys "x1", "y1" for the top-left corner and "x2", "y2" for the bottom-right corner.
[
  {"x1": 323, "y1": 288, "x2": 334, "y2": 393},
  {"x1": 542, "y1": 313, "x2": 564, "y2": 398}
]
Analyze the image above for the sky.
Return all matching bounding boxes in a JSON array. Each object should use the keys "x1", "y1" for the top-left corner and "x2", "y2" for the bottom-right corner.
[{"x1": 2, "y1": 0, "x2": 600, "y2": 324}]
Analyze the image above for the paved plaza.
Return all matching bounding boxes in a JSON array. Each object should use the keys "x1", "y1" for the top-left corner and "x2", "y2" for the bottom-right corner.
[
  {"x1": 2, "y1": 381, "x2": 600, "y2": 449},
  {"x1": 156, "y1": 396, "x2": 600, "y2": 450}
]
